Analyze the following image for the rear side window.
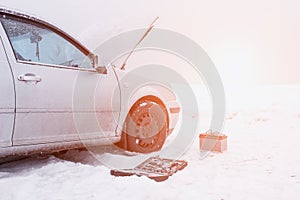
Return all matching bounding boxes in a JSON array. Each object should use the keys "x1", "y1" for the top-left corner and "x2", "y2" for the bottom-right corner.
[{"x1": 0, "y1": 14, "x2": 93, "y2": 68}]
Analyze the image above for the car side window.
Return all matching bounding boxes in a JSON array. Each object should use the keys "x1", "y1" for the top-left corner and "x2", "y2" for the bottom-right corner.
[{"x1": 0, "y1": 15, "x2": 93, "y2": 68}]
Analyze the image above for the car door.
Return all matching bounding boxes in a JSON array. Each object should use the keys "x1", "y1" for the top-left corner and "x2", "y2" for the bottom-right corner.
[
  {"x1": 0, "y1": 35, "x2": 14, "y2": 148},
  {"x1": 0, "y1": 13, "x2": 119, "y2": 146}
]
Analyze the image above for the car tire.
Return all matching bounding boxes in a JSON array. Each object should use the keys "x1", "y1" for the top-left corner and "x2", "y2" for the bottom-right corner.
[{"x1": 118, "y1": 99, "x2": 168, "y2": 153}]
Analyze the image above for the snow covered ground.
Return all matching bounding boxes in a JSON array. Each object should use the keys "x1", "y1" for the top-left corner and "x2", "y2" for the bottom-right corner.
[{"x1": 0, "y1": 85, "x2": 299, "y2": 200}]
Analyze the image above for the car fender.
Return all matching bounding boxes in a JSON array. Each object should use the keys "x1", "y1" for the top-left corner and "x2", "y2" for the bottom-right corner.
[{"x1": 116, "y1": 80, "x2": 180, "y2": 136}]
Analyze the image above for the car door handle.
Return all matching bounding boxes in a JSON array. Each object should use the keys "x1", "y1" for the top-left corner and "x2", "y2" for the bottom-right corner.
[{"x1": 18, "y1": 73, "x2": 42, "y2": 83}]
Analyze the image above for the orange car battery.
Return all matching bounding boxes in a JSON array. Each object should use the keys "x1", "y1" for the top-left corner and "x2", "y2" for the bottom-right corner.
[{"x1": 199, "y1": 131, "x2": 227, "y2": 152}]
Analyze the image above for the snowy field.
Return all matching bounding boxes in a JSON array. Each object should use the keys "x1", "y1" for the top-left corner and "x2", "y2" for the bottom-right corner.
[{"x1": 0, "y1": 85, "x2": 299, "y2": 200}]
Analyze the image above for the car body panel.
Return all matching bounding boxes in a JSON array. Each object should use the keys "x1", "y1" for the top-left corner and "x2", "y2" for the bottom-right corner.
[{"x1": 0, "y1": 35, "x2": 14, "y2": 147}]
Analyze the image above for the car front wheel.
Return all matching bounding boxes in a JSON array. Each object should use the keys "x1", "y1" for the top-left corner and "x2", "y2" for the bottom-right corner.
[{"x1": 117, "y1": 99, "x2": 168, "y2": 153}]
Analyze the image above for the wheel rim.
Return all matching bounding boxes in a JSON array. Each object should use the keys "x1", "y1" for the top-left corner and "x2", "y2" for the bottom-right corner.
[{"x1": 124, "y1": 99, "x2": 168, "y2": 153}]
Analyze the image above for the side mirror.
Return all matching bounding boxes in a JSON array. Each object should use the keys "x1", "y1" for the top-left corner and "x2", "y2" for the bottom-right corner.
[
  {"x1": 92, "y1": 55, "x2": 107, "y2": 74},
  {"x1": 95, "y1": 66, "x2": 107, "y2": 74}
]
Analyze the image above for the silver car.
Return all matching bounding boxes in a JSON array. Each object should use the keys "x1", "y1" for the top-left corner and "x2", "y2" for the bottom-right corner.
[{"x1": 0, "y1": 8, "x2": 180, "y2": 158}]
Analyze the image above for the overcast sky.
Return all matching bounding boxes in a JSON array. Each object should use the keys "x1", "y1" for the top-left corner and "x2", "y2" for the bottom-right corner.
[{"x1": 0, "y1": 0, "x2": 299, "y2": 86}]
